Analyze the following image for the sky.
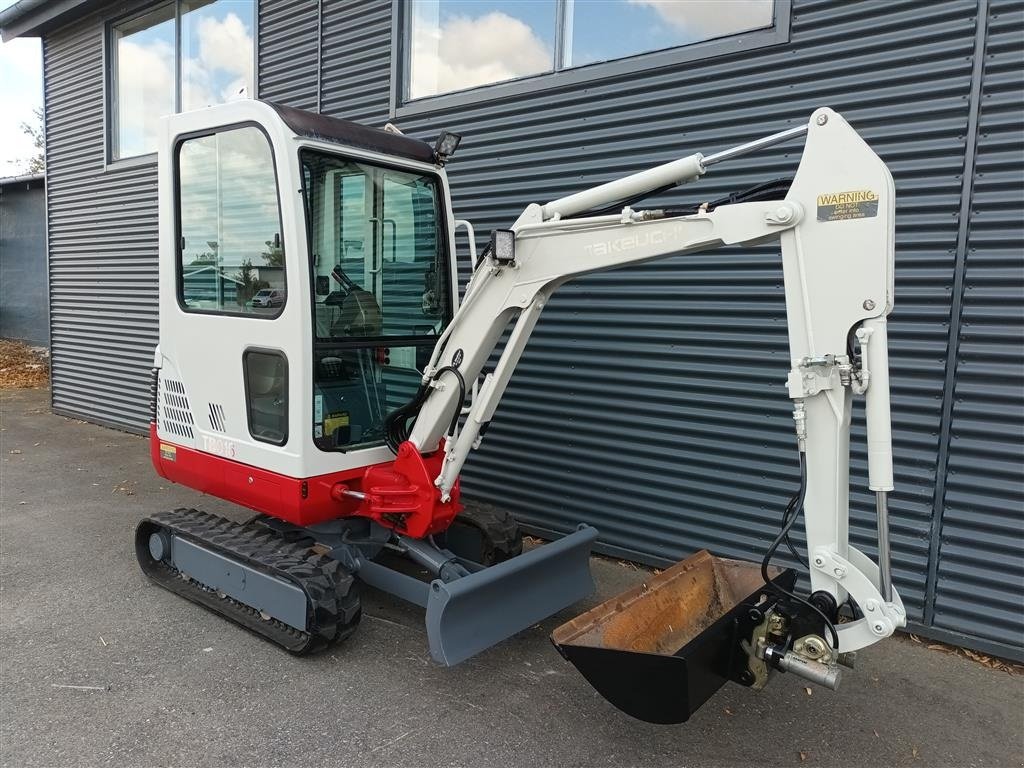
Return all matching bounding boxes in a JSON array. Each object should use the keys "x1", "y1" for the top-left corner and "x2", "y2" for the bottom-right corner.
[{"x1": 0, "y1": 0, "x2": 43, "y2": 176}]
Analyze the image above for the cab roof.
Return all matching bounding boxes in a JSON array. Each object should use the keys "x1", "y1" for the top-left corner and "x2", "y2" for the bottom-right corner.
[{"x1": 266, "y1": 102, "x2": 436, "y2": 165}]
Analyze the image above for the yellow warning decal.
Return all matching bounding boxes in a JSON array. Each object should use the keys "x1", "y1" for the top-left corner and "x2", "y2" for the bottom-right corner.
[
  {"x1": 159, "y1": 443, "x2": 177, "y2": 461},
  {"x1": 817, "y1": 189, "x2": 879, "y2": 222},
  {"x1": 324, "y1": 412, "x2": 350, "y2": 436}
]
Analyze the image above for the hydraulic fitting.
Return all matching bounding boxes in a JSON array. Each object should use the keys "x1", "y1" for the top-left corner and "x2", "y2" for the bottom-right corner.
[{"x1": 792, "y1": 400, "x2": 807, "y2": 452}]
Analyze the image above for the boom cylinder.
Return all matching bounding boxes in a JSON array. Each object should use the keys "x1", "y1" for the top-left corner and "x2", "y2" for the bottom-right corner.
[
  {"x1": 540, "y1": 153, "x2": 705, "y2": 220},
  {"x1": 863, "y1": 316, "x2": 895, "y2": 602},
  {"x1": 864, "y1": 317, "x2": 894, "y2": 492}
]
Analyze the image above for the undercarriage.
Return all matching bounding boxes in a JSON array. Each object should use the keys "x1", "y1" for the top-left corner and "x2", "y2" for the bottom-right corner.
[{"x1": 137, "y1": 504, "x2": 596, "y2": 666}]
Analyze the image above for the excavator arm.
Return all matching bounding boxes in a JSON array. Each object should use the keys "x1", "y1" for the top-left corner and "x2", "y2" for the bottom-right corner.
[{"x1": 393, "y1": 107, "x2": 904, "y2": 668}]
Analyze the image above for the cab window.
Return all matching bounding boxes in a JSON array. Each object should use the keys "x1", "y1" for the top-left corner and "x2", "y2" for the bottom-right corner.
[
  {"x1": 177, "y1": 126, "x2": 285, "y2": 316},
  {"x1": 301, "y1": 150, "x2": 451, "y2": 451}
]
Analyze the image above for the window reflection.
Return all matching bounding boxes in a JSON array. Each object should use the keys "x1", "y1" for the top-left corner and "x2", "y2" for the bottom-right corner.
[
  {"x1": 568, "y1": 0, "x2": 774, "y2": 67},
  {"x1": 113, "y1": 6, "x2": 175, "y2": 158},
  {"x1": 111, "y1": 1, "x2": 254, "y2": 159},
  {"x1": 181, "y1": 0, "x2": 255, "y2": 110},
  {"x1": 409, "y1": 0, "x2": 556, "y2": 99},
  {"x1": 406, "y1": 0, "x2": 775, "y2": 101},
  {"x1": 178, "y1": 127, "x2": 285, "y2": 315}
]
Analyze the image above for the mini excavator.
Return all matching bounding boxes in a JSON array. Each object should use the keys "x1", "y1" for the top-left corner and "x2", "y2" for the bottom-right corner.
[{"x1": 138, "y1": 101, "x2": 905, "y2": 723}]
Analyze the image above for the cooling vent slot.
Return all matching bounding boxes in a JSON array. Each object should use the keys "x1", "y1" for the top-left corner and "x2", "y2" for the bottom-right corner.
[
  {"x1": 160, "y1": 377, "x2": 194, "y2": 439},
  {"x1": 208, "y1": 402, "x2": 227, "y2": 432}
]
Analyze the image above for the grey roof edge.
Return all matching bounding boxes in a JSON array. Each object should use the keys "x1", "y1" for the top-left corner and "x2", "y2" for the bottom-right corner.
[
  {"x1": 0, "y1": 173, "x2": 45, "y2": 186},
  {"x1": 0, "y1": 0, "x2": 94, "y2": 41}
]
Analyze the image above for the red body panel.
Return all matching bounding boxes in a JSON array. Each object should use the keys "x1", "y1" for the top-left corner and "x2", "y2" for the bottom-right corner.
[{"x1": 150, "y1": 424, "x2": 461, "y2": 535}]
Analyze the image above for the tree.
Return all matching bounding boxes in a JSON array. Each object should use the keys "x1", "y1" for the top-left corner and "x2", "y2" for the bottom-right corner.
[
  {"x1": 13, "y1": 107, "x2": 45, "y2": 175},
  {"x1": 234, "y1": 259, "x2": 268, "y2": 306},
  {"x1": 261, "y1": 238, "x2": 284, "y2": 267}
]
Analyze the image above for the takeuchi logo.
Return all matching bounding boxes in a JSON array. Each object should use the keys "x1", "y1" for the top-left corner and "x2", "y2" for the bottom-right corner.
[{"x1": 817, "y1": 190, "x2": 878, "y2": 206}]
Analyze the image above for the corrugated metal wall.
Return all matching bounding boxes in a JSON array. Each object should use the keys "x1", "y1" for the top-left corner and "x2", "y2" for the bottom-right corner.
[
  {"x1": 928, "y1": 0, "x2": 1024, "y2": 655},
  {"x1": 41, "y1": 0, "x2": 1022, "y2": 657},
  {"x1": 0, "y1": 178, "x2": 49, "y2": 346},
  {"x1": 44, "y1": 0, "x2": 159, "y2": 432},
  {"x1": 258, "y1": 0, "x2": 318, "y2": 110}
]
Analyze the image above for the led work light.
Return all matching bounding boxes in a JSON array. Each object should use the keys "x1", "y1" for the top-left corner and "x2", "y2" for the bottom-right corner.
[
  {"x1": 489, "y1": 229, "x2": 516, "y2": 265},
  {"x1": 433, "y1": 130, "x2": 462, "y2": 164}
]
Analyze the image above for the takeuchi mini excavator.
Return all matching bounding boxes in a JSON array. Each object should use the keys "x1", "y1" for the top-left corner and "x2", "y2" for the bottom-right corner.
[{"x1": 138, "y1": 100, "x2": 905, "y2": 724}]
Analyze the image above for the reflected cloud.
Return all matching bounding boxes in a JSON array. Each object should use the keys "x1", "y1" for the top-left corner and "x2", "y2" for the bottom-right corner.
[
  {"x1": 628, "y1": 0, "x2": 774, "y2": 38},
  {"x1": 195, "y1": 11, "x2": 253, "y2": 78},
  {"x1": 117, "y1": 38, "x2": 175, "y2": 157},
  {"x1": 183, "y1": 11, "x2": 254, "y2": 109},
  {"x1": 411, "y1": 11, "x2": 552, "y2": 99},
  {"x1": 117, "y1": 5, "x2": 253, "y2": 155}
]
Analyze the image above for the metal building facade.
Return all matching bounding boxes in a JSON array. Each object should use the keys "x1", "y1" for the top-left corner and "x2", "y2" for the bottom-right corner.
[
  {"x1": 21, "y1": 0, "x2": 1024, "y2": 658},
  {"x1": 0, "y1": 175, "x2": 48, "y2": 346}
]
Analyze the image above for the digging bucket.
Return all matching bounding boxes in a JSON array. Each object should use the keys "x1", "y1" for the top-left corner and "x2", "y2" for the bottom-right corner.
[{"x1": 551, "y1": 549, "x2": 794, "y2": 724}]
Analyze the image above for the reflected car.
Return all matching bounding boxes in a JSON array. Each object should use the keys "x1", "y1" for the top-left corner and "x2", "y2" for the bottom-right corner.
[{"x1": 251, "y1": 288, "x2": 285, "y2": 308}]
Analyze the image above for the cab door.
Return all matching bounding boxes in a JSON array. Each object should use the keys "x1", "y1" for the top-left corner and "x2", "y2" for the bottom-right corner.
[{"x1": 160, "y1": 122, "x2": 300, "y2": 480}]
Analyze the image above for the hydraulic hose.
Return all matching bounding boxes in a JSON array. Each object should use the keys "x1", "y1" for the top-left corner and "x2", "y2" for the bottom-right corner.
[{"x1": 761, "y1": 451, "x2": 841, "y2": 649}]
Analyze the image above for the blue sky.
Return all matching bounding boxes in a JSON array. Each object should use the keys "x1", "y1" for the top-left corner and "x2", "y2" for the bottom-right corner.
[{"x1": 0, "y1": 0, "x2": 43, "y2": 175}]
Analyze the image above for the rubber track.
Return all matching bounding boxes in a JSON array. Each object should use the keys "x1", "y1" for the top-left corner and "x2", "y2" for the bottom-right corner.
[
  {"x1": 454, "y1": 503, "x2": 523, "y2": 564},
  {"x1": 136, "y1": 508, "x2": 360, "y2": 655}
]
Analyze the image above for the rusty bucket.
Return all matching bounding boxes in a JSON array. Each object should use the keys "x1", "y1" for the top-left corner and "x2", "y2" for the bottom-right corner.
[{"x1": 551, "y1": 550, "x2": 793, "y2": 724}]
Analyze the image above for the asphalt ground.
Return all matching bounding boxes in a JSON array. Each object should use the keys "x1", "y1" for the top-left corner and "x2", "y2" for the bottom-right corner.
[{"x1": 2, "y1": 387, "x2": 1022, "y2": 768}]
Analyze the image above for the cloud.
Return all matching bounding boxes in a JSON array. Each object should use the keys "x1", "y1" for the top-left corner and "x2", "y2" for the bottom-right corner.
[
  {"x1": 628, "y1": 0, "x2": 774, "y2": 39},
  {"x1": 118, "y1": 11, "x2": 254, "y2": 150},
  {"x1": 116, "y1": 38, "x2": 175, "y2": 156},
  {"x1": 410, "y1": 11, "x2": 552, "y2": 99},
  {"x1": 196, "y1": 11, "x2": 253, "y2": 79},
  {"x1": 182, "y1": 12, "x2": 253, "y2": 109}
]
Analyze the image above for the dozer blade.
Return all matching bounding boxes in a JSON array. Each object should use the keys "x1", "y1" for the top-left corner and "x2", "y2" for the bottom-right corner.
[
  {"x1": 551, "y1": 550, "x2": 794, "y2": 724},
  {"x1": 426, "y1": 524, "x2": 598, "y2": 666}
]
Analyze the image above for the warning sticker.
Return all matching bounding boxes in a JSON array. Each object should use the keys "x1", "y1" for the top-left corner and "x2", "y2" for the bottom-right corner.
[
  {"x1": 324, "y1": 412, "x2": 350, "y2": 436},
  {"x1": 159, "y1": 443, "x2": 177, "y2": 462},
  {"x1": 817, "y1": 190, "x2": 879, "y2": 222}
]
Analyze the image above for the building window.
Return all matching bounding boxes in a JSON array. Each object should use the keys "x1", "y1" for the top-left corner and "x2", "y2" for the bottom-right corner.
[
  {"x1": 177, "y1": 126, "x2": 285, "y2": 317},
  {"x1": 110, "y1": 0, "x2": 255, "y2": 160},
  {"x1": 404, "y1": 0, "x2": 776, "y2": 102}
]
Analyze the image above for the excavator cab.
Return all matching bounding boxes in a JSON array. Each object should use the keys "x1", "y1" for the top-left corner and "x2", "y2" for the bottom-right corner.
[
  {"x1": 152, "y1": 101, "x2": 462, "y2": 517},
  {"x1": 144, "y1": 99, "x2": 598, "y2": 668}
]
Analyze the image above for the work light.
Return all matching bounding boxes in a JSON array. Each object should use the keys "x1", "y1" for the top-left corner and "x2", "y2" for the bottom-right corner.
[
  {"x1": 434, "y1": 130, "x2": 462, "y2": 164},
  {"x1": 490, "y1": 229, "x2": 516, "y2": 264}
]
